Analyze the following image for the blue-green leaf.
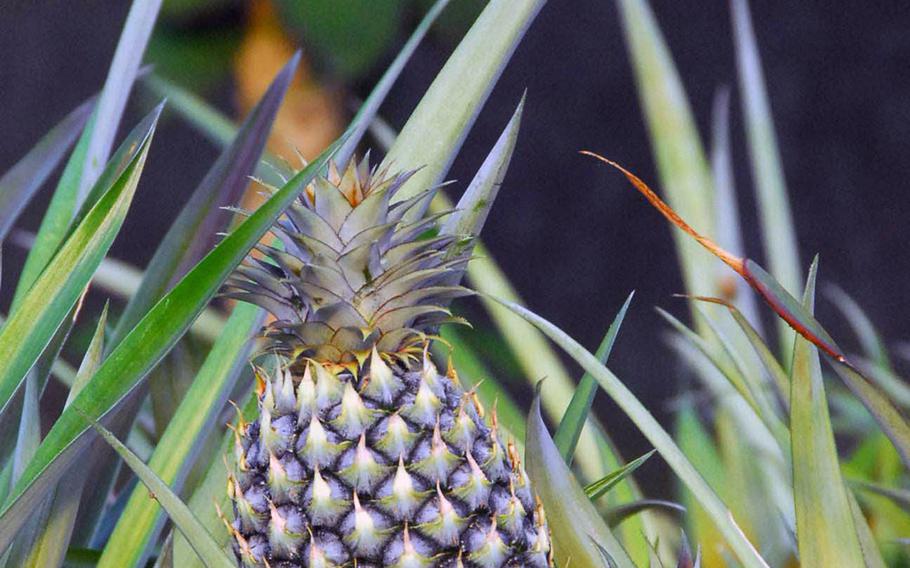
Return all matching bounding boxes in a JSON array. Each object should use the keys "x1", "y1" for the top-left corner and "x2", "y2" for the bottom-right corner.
[
  {"x1": 488, "y1": 294, "x2": 769, "y2": 568},
  {"x1": 0, "y1": 99, "x2": 93, "y2": 241},
  {"x1": 790, "y1": 258, "x2": 864, "y2": 566},
  {"x1": 89, "y1": 421, "x2": 233, "y2": 567},
  {"x1": 553, "y1": 292, "x2": 633, "y2": 464},
  {"x1": 526, "y1": 386, "x2": 635, "y2": 568}
]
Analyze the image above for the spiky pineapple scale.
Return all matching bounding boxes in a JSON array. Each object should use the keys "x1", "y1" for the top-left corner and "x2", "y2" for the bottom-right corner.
[{"x1": 226, "y1": 158, "x2": 551, "y2": 567}]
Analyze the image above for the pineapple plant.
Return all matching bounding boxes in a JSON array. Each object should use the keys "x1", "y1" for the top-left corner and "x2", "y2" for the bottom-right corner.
[
  {"x1": 1, "y1": 0, "x2": 910, "y2": 567},
  {"x1": 222, "y1": 157, "x2": 551, "y2": 566}
]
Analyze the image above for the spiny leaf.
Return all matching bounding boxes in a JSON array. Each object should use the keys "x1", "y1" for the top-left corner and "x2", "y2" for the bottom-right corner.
[
  {"x1": 526, "y1": 385, "x2": 635, "y2": 568},
  {"x1": 554, "y1": 291, "x2": 633, "y2": 464}
]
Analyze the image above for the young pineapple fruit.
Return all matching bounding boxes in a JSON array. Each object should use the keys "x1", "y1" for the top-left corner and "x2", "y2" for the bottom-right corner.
[{"x1": 224, "y1": 157, "x2": 551, "y2": 567}]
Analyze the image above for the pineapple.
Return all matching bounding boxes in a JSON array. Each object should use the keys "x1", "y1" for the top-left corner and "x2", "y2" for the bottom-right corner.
[{"x1": 223, "y1": 157, "x2": 551, "y2": 567}]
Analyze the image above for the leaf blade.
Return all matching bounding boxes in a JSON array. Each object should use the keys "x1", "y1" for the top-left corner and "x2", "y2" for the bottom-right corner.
[
  {"x1": 553, "y1": 291, "x2": 633, "y2": 464},
  {"x1": 0, "y1": 99, "x2": 93, "y2": 241},
  {"x1": 789, "y1": 258, "x2": 864, "y2": 566},
  {"x1": 526, "y1": 387, "x2": 635, "y2": 568},
  {"x1": 89, "y1": 420, "x2": 234, "y2": 567},
  {"x1": 487, "y1": 294, "x2": 769, "y2": 568}
]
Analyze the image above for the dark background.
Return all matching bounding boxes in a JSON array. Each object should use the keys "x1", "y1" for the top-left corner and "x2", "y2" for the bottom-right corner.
[{"x1": 2, "y1": 2, "x2": 910, "y2": 489}]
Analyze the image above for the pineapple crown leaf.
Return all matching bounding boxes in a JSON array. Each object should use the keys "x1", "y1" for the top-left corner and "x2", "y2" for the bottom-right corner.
[
  {"x1": 440, "y1": 94, "x2": 524, "y2": 271},
  {"x1": 227, "y1": 155, "x2": 489, "y2": 363}
]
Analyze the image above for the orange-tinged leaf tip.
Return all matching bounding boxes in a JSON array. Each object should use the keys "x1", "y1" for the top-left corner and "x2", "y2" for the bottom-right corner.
[{"x1": 580, "y1": 150, "x2": 746, "y2": 276}]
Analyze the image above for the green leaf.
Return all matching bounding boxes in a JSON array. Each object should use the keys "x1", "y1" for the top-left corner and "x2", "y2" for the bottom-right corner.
[
  {"x1": 440, "y1": 92, "x2": 524, "y2": 262},
  {"x1": 98, "y1": 302, "x2": 261, "y2": 567},
  {"x1": 0, "y1": 99, "x2": 93, "y2": 241},
  {"x1": 554, "y1": 291, "x2": 633, "y2": 464},
  {"x1": 695, "y1": 297, "x2": 790, "y2": 411},
  {"x1": 526, "y1": 386, "x2": 635, "y2": 568},
  {"x1": 0, "y1": 130, "x2": 339, "y2": 554},
  {"x1": 88, "y1": 420, "x2": 234, "y2": 567},
  {"x1": 172, "y1": 392, "x2": 258, "y2": 568},
  {"x1": 605, "y1": 499, "x2": 685, "y2": 529},
  {"x1": 11, "y1": 304, "x2": 108, "y2": 568},
  {"x1": 584, "y1": 449, "x2": 656, "y2": 501},
  {"x1": 825, "y1": 285, "x2": 910, "y2": 406},
  {"x1": 77, "y1": 0, "x2": 162, "y2": 204},
  {"x1": 487, "y1": 293, "x2": 769, "y2": 568},
  {"x1": 731, "y1": 0, "x2": 802, "y2": 306},
  {"x1": 0, "y1": 105, "x2": 159, "y2": 439},
  {"x1": 382, "y1": 0, "x2": 544, "y2": 219},
  {"x1": 111, "y1": 53, "x2": 299, "y2": 347},
  {"x1": 615, "y1": 0, "x2": 719, "y2": 321},
  {"x1": 12, "y1": 114, "x2": 94, "y2": 307},
  {"x1": 789, "y1": 257, "x2": 864, "y2": 567},
  {"x1": 335, "y1": 0, "x2": 452, "y2": 169}
]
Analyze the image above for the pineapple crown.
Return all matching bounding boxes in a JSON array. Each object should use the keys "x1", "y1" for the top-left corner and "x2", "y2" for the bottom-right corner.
[{"x1": 225, "y1": 155, "x2": 479, "y2": 366}]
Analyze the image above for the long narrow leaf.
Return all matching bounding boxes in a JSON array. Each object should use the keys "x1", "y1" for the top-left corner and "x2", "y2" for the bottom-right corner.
[
  {"x1": 111, "y1": 53, "x2": 299, "y2": 347},
  {"x1": 554, "y1": 292, "x2": 633, "y2": 463},
  {"x1": 89, "y1": 420, "x2": 234, "y2": 567},
  {"x1": 99, "y1": 303, "x2": 261, "y2": 567},
  {"x1": 526, "y1": 388, "x2": 635, "y2": 568},
  {"x1": 789, "y1": 258, "x2": 864, "y2": 566},
  {"x1": 78, "y1": 0, "x2": 162, "y2": 203},
  {"x1": 382, "y1": 0, "x2": 545, "y2": 218},
  {"x1": 0, "y1": 99, "x2": 93, "y2": 241},
  {"x1": 585, "y1": 449, "x2": 656, "y2": 501},
  {"x1": 488, "y1": 294, "x2": 769, "y2": 568},
  {"x1": 731, "y1": 0, "x2": 801, "y2": 302},
  {"x1": 13, "y1": 304, "x2": 108, "y2": 568},
  {"x1": 0, "y1": 105, "x2": 160, "y2": 435},
  {"x1": 172, "y1": 392, "x2": 258, "y2": 567}
]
